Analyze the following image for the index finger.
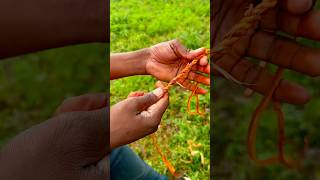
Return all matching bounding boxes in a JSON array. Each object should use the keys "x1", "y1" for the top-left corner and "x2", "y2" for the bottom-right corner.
[
  {"x1": 187, "y1": 48, "x2": 207, "y2": 60},
  {"x1": 281, "y1": 0, "x2": 314, "y2": 15},
  {"x1": 214, "y1": 56, "x2": 311, "y2": 105},
  {"x1": 147, "y1": 92, "x2": 169, "y2": 119},
  {"x1": 247, "y1": 31, "x2": 320, "y2": 77},
  {"x1": 262, "y1": 9, "x2": 320, "y2": 41}
]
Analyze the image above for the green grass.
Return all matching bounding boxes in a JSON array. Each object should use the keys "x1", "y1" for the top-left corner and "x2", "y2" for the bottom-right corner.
[
  {"x1": 111, "y1": 0, "x2": 210, "y2": 179},
  {"x1": 213, "y1": 2, "x2": 320, "y2": 179},
  {"x1": 0, "y1": 44, "x2": 107, "y2": 146}
]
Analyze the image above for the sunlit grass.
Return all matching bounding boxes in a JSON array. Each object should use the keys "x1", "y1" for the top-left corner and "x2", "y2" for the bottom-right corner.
[{"x1": 111, "y1": 0, "x2": 210, "y2": 179}]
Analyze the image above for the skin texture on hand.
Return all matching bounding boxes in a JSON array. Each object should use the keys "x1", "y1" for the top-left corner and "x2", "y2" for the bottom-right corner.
[
  {"x1": 147, "y1": 39, "x2": 210, "y2": 94},
  {"x1": 110, "y1": 87, "x2": 169, "y2": 150},
  {"x1": 0, "y1": 93, "x2": 108, "y2": 180},
  {"x1": 110, "y1": 39, "x2": 210, "y2": 94},
  {"x1": 212, "y1": 0, "x2": 319, "y2": 105}
]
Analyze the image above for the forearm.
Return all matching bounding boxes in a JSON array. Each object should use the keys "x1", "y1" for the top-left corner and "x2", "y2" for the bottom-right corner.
[
  {"x1": 110, "y1": 48, "x2": 149, "y2": 80},
  {"x1": 0, "y1": 0, "x2": 108, "y2": 59}
]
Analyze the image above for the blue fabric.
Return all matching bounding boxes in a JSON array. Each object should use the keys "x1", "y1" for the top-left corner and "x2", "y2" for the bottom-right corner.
[{"x1": 110, "y1": 145, "x2": 168, "y2": 180}]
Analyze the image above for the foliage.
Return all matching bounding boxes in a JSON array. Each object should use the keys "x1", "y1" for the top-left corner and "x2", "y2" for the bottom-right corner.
[{"x1": 111, "y1": 0, "x2": 210, "y2": 179}]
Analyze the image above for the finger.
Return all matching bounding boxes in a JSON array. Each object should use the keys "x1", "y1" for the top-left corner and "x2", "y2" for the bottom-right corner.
[
  {"x1": 128, "y1": 91, "x2": 145, "y2": 98},
  {"x1": 262, "y1": 9, "x2": 320, "y2": 40},
  {"x1": 187, "y1": 48, "x2": 206, "y2": 60},
  {"x1": 155, "y1": 81, "x2": 170, "y2": 95},
  {"x1": 296, "y1": 10, "x2": 320, "y2": 40},
  {"x1": 133, "y1": 88, "x2": 164, "y2": 110},
  {"x1": 74, "y1": 108, "x2": 108, "y2": 166},
  {"x1": 215, "y1": 56, "x2": 310, "y2": 105},
  {"x1": 280, "y1": 0, "x2": 314, "y2": 15},
  {"x1": 142, "y1": 93, "x2": 169, "y2": 127},
  {"x1": 155, "y1": 81, "x2": 166, "y2": 88},
  {"x1": 54, "y1": 108, "x2": 108, "y2": 167},
  {"x1": 192, "y1": 64, "x2": 210, "y2": 74},
  {"x1": 199, "y1": 55, "x2": 208, "y2": 66},
  {"x1": 149, "y1": 92, "x2": 169, "y2": 117},
  {"x1": 79, "y1": 156, "x2": 109, "y2": 180},
  {"x1": 169, "y1": 39, "x2": 189, "y2": 59},
  {"x1": 178, "y1": 80, "x2": 208, "y2": 94},
  {"x1": 169, "y1": 39, "x2": 206, "y2": 60},
  {"x1": 187, "y1": 71, "x2": 210, "y2": 86},
  {"x1": 55, "y1": 93, "x2": 107, "y2": 115},
  {"x1": 247, "y1": 31, "x2": 320, "y2": 76}
]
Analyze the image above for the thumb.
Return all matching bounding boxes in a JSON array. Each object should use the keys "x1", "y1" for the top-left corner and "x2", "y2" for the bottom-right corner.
[
  {"x1": 55, "y1": 93, "x2": 108, "y2": 115},
  {"x1": 139, "y1": 92, "x2": 169, "y2": 129},
  {"x1": 147, "y1": 92, "x2": 169, "y2": 119},
  {"x1": 134, "y1": 88, "x2": 165, "y2": 110}
]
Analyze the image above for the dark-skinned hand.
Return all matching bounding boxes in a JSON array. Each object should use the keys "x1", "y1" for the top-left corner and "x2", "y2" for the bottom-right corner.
[
  {"x1": 0, "y1": 93, "x2": 108, "y2": 180},
  {"x1": 146, "y1": 40, "x2": 210, "y2": 94},
  {"x1": 110, "y1": 84, "x2": 169, "y2": 150},
  {"x1": 212, "y1": 0, "x2": 319, "y2": 105}
]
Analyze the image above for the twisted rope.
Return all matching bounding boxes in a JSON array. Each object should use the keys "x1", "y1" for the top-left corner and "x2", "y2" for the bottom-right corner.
[
  {"x1": 153, "y1": 50, "x2": 209, "y2": 178},
  {"x1": 164, "y1": 52, "x2": 206, "y2": 90},
  {"x1": 154, "y1": 0, "x2": 300, "y2": 176},
  {"x1": 212, "y1": 0, "x2": 301, "y2": 168},
  {"x1": 212, "y1": 0, "x2": 277, "y2": 55}
]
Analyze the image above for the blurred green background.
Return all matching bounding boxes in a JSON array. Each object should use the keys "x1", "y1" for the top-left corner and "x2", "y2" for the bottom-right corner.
[
  {"x1": 213, "y1": 1, "x2": 320, "y2": 180},
  {"x1": 111, "y1": 0, "x2": 210, "y2": 179},
  {"x1": 0, "y1": 44, "x2": 107, "y2": 146}
]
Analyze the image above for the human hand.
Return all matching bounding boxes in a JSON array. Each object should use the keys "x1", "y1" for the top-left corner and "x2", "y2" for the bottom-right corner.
[
  {"x1": 145, "y1": 39, "x2": 210, "y2": 94},
  {"x1": 110, "y1": 86, "x2": 169, "y2": 149},
  {"x1": 0, "y1": 93, "x2": 108, "y2": 180},
  {"x1": 213, "y1": 0, "x2": 319, "y2": 105}
]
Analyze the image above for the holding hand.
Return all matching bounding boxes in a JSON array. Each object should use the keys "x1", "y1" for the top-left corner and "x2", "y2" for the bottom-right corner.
[
  {"x1": 111, "y1": 40, "x2": 210, "y2": 94},
  {"x1": 213, "y1": 0, "x2": 319, "y2": 105},
  {"x1": 110, "y1": 86, "x2": 169, "y2": 149},
  {"x1": 0, "y1": 93, "x2": 108, "y2": 180},
  {"x1": 146, "y1": 40, "x2": 210, "y2": 94}
]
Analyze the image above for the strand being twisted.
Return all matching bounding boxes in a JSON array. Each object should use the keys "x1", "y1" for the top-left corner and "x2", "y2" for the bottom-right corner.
[
  {"x1": 153, "y1": 0, "x2": 302, "y2": 177},
  {"x1": 213, "y1": 0, "x2": 302, "y2": 168}
]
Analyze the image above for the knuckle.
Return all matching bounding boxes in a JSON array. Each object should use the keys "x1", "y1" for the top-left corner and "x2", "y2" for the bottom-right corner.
[
  {"x1": 171, "y1": 39, "x2": 180, "y2": 45},
  {"x1": 169, "y1": 39, "x2": 181, "y2": 48},
  {"x1": 145, "y1": 93, "x2": 157, "y2": 104}
]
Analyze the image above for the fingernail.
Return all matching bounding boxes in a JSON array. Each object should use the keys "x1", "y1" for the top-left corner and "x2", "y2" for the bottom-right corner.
[{"x1": 152, "y1": 88, "x2": 164, "y2": 98}]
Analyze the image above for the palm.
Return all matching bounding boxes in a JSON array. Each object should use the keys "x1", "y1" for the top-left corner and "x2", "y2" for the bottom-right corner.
[
  {"x1": 147, "y1": 43, "x2": 187, "y2": 81},
  {"x1": 145, "y1": 40, "x2": 210, "y2": 94}
]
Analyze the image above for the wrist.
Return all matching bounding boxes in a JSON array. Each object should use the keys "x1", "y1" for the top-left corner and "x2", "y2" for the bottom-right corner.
[
  {"x1": 110, "y1": 48, "x2": 150, "y2": 79},
  {"x1": 128, "y1": 48, "x2": 150, "y2": 75},
  {"x1": 141, "y1": 47, "x2": 151, "y2": 75}
]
